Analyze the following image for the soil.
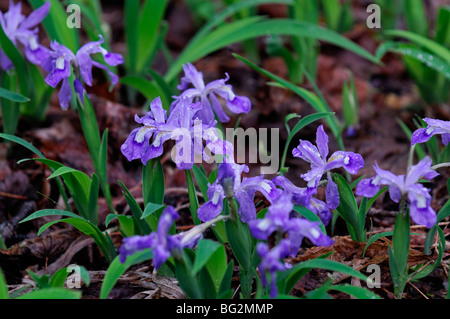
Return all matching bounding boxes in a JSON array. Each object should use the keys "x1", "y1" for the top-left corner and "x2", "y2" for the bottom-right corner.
[{"x1": 0, "y1": 0, "x2": 448, "y2": 299}]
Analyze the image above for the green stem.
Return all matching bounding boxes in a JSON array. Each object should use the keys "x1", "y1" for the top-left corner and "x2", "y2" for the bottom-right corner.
[
  {"x1": 431, "y1": 162, "x2": 450, "y2": 170},
  {"x1": 391, "y1": 195, "x2": 410, "y2": 299},
  {"x1": 185, "y1": 169, "x2": 201, "y2": 225},
  {"x1": 76, "y1": 93, "x2": 115, "y2": 215}
]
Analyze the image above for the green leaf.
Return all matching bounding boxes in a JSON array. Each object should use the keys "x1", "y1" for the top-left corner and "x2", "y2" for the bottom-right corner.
[
  {"x1": 87, "y1": 173, "x2": 100, "y2": 225},
  {"x1": 192, "y1": 164, "x2": 210, "y2": 200},
  {"x1": 186, "y1": 169, "x2": 201, "y2": 225},
  {"x1": 118, "y1": 180, "x2": 153, "y2": 234},
  {"x1": 136, "y1": 0, "x2": 168, "y2": 71},
  {"x1": 20, "y1": 209, "x2": 82, "y2": 224},
  {"x1": 205, "y1": 246, "x2": 228, "y2": 292},
  {"x1": 234, "y1": 54, "x2": 338, "y2": 141},
  {"x1": 100, "y1": 249, "x2": 153, "y2": 299},
  {"x1": 404, "y1": 0, "x2": 428, "y2": 37},
  {"x1": 167, "y1": 17, "x2": 379, "y2": 82},
  {"x1": 224, "y1": 207, "x2": 253, "y2": 272},
  {"x1": 175, "y1": 250, "x2": 203, "y2": 299},
  {"x1": 29, "y1": 0, "x2": 79, "y2": 52},
  {"x1": 21, "y1": 210, "x2": 117, "y2": 263},
  {"x1": 106, "y1": 214, "x2": 137, "y2": 237},
  {"x1": 142, "y1": 158, "x2": 165, "y2": 206},
  {"x1": 218, "y1": 259, "x2": 234, "y2": 297},
  {"x1": 49, "y1": 267, "x2": 70, "y2": 288},
  {"x1": 192, "y1": 239, "x2": 222, "y2": 275},
  {"x1": 17, "y1": 288, "x2": 81, "y2": 299},
  {"x1": 384, "y1": 30, "x2": 450, "y2": 64},
  {"x1": 0, "y1": 88, "x2": 30, "y2": 103},
  {"x1": 120, "y1": 76, "x2": 163, "y2": 104},
  {"x1": 144, "y1": 197, "x2": 167, "y2": 232},
  {"x1": 437, "y1": 198, "x2": 450, "y2": 223},
  {"x1": 411, "y1": 226, "x2": 445, "y2": 281},
  {"x1": 333, "y1": 174, "x2": 362, "y2": 242},
  {"x1": 0, "y1": 268, "x2": 8, "y2": 299},
  {"x1": 0, "y1": 134, "x2": 45, "y2": 158},
  {"x1": 1, "y1": 73, "x2": 20, "y2": 136},
  {"x1": 284, "y1": 258, "x2": 368, "y2": 295},
  {"x1": 363, "y1": 231, "x2": 393, "y2": 257},
  {"x1": 376, "y1": 42, "x2": 450, "y2": 79},
  {"x1": 330, "y1": 284, "x2": 381, "y2": 299},
  {"x1": 124, "y1": 0, "x2": 139, "y2": 73}
]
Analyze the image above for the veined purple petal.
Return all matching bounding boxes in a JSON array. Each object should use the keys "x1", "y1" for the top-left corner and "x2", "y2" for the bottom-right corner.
[
  {"x1": 411, "y1": 127, "x2": 433, "y2": 145},
  {"x1": 235, "y1": 189, "x2": 257, "y2": 222},
  {"x1": 141, "y1": 131, "x2": 172, "y2": 165},
  {"x1": 3, "y1": 1, "x2": 24, "y2": 33},
  {"x1": 388, "y1": 184, "x2": 402, "y2": 203},
  {"x1": 149, "y1": 97, "x2": 167, "y2": 124},
  {"x1": 325, "y1": 174, "x2": 339, "y2": 209},
  {"x1": 406, "y1": 156, "x2": 438, "y2": 185},
  {"x1": 103, "y1": 51, "x2": 123, "y2": 66},
  {"x1": 44, "y1": 57, "x2": 71, "y2": 87},
  {"x1": 292, "y1": 140, "x2": 324, "y2": 167},
  {"x1": 73, "y1": 77, "x2": 85, "y2": 100},
  {"x1": 198, "y1": 183, "x2": 225, "y2": 222},
  {"x1": 249, "y1": 218, "x2": 278, "y2": 240},
  {"x1": 423, "y1": 118, "x2": 450, "y2": 131},
  {"x1": 412, "y1": 118, "x2": 450, "y2": 146},
  {"x1": 292, "y1": 218, "x2": 334, "y2": 247},
  {"x1": 19, "y1": 1, "x2": 50, "y2": 30},
  {"x1": 209, "y1": 93, "x2": 230, "y2": 122},
  {"x1": 77, "y1": 51, "x2": 94, "y2": 86},
  {"x1": 119, "y1": 234, "x2": 154, "y2": 263},
  {"x1": 308, "y1": 198, "x2": 332, "y2": 226},
  {"x1": 373, "y1": 163, "x2": 404, "y2": 190},
  {"x1": 409, "y1": 202, "x2": 437, "y2": 229},
  {"x1": 272, "y1": 175, "x2": 312, "y2": 206},
  {"x1": 226, "y1": 95, "x2": 251, "y2": 115},
  {"x1": 256, "y1": 240, "x2": 291, "y2": 298},
  {"x1": 355, "y1": 178, "x2": 380, "y2": 198},
  {"x1": 316, "y1": 125, "x2": 329, "y2": 160},
  {"x1": 120, "y1": 126, "x2": 154, "y2": 162},
  {"x1": 24, "y1": 43, "x2": 50, "y2": 66},
  {"x1": 442, "y1": 133, "x2": 450, "y2": 145},
  {"x1": 58, "y1": 77, "x2": 72, "y2": 110},
  {"x1": 325, "y1": 151, "x2": 364, "y2": 175},
  {"x1": 178, "y1": 63, "x2": 205, "y2": 91}
]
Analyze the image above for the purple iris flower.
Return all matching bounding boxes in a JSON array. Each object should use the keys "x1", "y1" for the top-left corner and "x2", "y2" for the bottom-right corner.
[
  {"x1": 293, "y1": 125, "x2": 364, "y2": 209},
  {"x1": 197, "y1": 162, "x2": 280, "y2": 223},
  {"x1": 249, "y1": 191, "x2": 333, "y2": 254},
  {"x1": 355, "y1": 157, "x2": 438, "y2": 228},
  {"x1": 42, "y1": 35, "x2": 123, "y2": 109},
  {"x1": 119, "y1": 206, "x2": 181, "y2": 268},
  {"x1": 121, "y1": 97, "x2": 232, "y2": 169},
  {"x1": 119, "y1": 206, "x2": 206, "y2": 267},
  {"x1": 411, "y1": 118, "x2": 450, "y2": 146},
  {"x1": 171, "y1": 63, "x2": 251, "y2": 124},
  {"x1": 256, "y1": 240, "x2": 291, "y2": 298},
  {"x1": 272, "y1": 175, "x2": 332, "y2": 226},
  {"x1": 0, "y1": 1, "x2": 50, "y2": 70}
]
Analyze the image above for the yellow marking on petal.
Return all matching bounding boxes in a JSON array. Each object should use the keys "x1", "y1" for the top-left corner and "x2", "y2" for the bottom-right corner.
[
  {"x1": 327, "y1": 154, "x2": 344, "y2": 163},
  {"x1": 134, "y1": 125, "x2": 155, "y2": 143}
]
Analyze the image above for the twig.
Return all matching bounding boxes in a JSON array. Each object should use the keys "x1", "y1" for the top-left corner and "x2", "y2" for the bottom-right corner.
[
  {"x1": 408, "y1": 281, "x2": 429, "y2": 299},
  {"x1": 0, "y1": 191, "x2": 27, "y2": 200}
]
